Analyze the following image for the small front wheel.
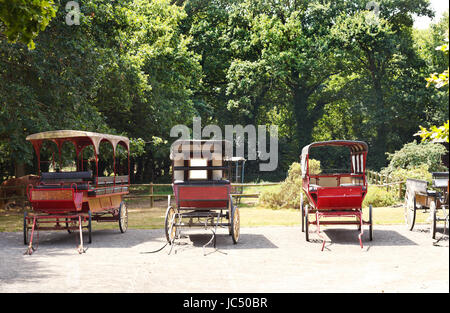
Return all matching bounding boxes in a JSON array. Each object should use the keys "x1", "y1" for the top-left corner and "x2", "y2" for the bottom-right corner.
[{"x1": 118, "y1": 201, "x2": 128, "y2": 233}]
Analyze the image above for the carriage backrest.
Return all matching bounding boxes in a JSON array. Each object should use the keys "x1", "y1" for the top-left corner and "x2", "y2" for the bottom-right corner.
[
  {"x1": 40, "y1": 171, "x2": 93, "y2": 183},
  {"x1": 405, "y1": 178, "x2": 428, "y2": 195},
  {"x1": 431, "y1": 172, "x2": 449, "y2": 189}
]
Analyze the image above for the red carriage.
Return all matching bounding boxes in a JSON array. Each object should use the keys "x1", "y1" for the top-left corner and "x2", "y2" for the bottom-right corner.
[
  {"x1": 24, "y1": 130, "x2": 130, "y2": 254},
  {"x1": 300, "y1": 140, "x2": 373, "y2": 250},
  {"x1": 165, "y1": 140, "x2": 240, "y2": 249}
]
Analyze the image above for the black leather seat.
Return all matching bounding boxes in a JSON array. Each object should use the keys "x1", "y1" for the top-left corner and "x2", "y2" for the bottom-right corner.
[{"x1": 40, "y1": 171, "x2": 93, "y2": 181}]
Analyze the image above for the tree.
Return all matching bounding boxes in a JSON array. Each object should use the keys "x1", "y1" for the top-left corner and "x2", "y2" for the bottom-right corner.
[{"x1": 0, "y1": 0, "x2": 57, "y2": 49}]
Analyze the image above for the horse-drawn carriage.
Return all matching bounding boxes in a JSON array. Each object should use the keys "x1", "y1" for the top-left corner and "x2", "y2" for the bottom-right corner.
[
  {"x1": 404, "y1": 172, "x2": 449, "y2": 239},
  {"x1": 24, "y1": 130, "x2": 130, "y2": 254},
  {"x1": 164, "y1": 140, "x2": 240, "y2": 249},
  {"x1": 300, "y1": 140, "x2": 373, "y2": 250}
]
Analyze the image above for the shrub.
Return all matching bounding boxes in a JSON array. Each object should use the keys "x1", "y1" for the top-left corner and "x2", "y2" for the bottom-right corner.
[
  {"x1": 382, "y1": 140, "x2": 447, "y2": 175},
  {"x1": 258, "y1": 160, "x2": 321, "y2": 209},
  {"x1": 363, "y1": 186, "x2": 398, "y2": 208},
  {"x1": 388, "y1": 164, "x2": 433, "y2": 184}
]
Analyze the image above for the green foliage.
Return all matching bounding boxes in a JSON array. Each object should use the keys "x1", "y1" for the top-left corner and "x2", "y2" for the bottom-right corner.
[
  {"x1": 258, "y1": 160, "x2": 320, "y2": 209},
  {"x1": 415, "y1": 120, "x2": 449, "y2": 143},
  {"x1": 382, "y1": 140, "x2": 447, "y2": 174},
  {"x1": 0, "y1": 0, "x2": 57, "y2": 49},
  {"x1": 363, "y1": 186, "x2": 397, "y2": 208},
  {"x1": 388, "y1": 164, "x2": 433, "y2": 184},
  {"x1": 0, "y1": 0, "x2": 449, "y2": 182}
]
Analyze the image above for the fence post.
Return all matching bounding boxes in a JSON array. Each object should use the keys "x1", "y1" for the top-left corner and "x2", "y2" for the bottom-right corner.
[
  {"x1": 150, "y1": 182, "x2": 154, "y2": 208},
  {"x1": 399, "y1": 182, "x2": 403, "y2": 199}
]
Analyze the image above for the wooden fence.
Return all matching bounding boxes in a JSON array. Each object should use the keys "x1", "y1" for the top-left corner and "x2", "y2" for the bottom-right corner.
[
  {"x1": 125, "y1": 182, "x2": 281, "y2": 208},
  {"x1": 0, "y1": 182, "x2": 281, "y2": 209},
  {"x1": 366, "y1": 170, "x2": 405, "y2": 198}
]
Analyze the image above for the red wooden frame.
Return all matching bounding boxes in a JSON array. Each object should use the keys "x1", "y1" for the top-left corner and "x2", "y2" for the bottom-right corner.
[{"x1": 301, "y1": 140, "x2": 371, "y2": 250}]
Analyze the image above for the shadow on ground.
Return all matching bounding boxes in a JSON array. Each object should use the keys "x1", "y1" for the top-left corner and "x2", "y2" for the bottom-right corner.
[{"x1": 188, "y1": 233, "x2": 278, "y2": 250}]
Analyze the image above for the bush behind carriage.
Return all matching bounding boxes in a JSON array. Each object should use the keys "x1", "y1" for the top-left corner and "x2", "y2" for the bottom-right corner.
[{"x1": 258, "y1": 160, "x2": 321, "y2": 210}]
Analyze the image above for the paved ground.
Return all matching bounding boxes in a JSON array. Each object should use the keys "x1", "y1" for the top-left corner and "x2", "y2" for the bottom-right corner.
[{"x1": 0, "y1": 224, "x2": 448, "y2": 293}]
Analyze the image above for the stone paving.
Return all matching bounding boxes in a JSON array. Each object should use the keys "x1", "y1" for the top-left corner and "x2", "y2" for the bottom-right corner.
[{"x1": 0, "y1": 224, "x2": 448, "y2": 293}]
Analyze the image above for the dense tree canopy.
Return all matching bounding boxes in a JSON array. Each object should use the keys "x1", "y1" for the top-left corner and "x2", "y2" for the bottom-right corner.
[{"x1": 0, "y1": 0, "x2": 448, "y2": 181}]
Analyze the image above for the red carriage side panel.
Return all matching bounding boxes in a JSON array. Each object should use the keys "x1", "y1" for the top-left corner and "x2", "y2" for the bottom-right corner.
[
  {"x1": 174, "y1": 183, "x2": 230, "y2": 209},
  {"x1": 29, "y1": 188, "x2": 84, "y2": 214},
  {"x1": 316, "y1": 186, "x2": 365, "y2": 210}
]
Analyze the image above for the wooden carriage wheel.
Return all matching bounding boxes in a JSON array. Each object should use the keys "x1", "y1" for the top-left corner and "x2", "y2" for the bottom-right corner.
[
  {"x1": 430, "y1": 201, "x2": 437, "y2": 239},
  {"x1": 230, "y1": 205, "x2": 240, "y2": 244},
  {"x1": 87, "y1": 210, "x2": 92, "y2": 244},
  {"x1": 404, "y1": 192, "x2": 416, "y2": 231},
  {"x1": 164, "y1": 206, "x2": 177, "y2": 244},
  {"x1": 118, "y1": 201, "x2": 128, "y2": 233},
  {"x1": 23, "y1": 211, "x2": 28, "y2": 245},
  {"x1": 301, "y1": 200, "x2": 305, "y2": 232}
]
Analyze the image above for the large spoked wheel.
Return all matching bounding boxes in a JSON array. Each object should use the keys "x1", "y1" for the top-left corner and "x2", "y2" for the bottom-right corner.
[
  {"x1": 301, "y1": 200, "x2": 305, "y2": 232},
  {"x1": 230, "y1": 205, "x2": 240, "y2": 244},
  {"x1": 305, "y1": 205, "x2": 309, "y2": 242},
  {"x1": 23, "y1": 211, "x2": 28, "y2": 245},
  {"x1": 404, "y1": 193, "x2": 416, "y2": 231},
  {"x1": 369, "y1": 205, "x2": 373, "y2": 241},
  {"x1": 430, "y1": 201, "x2": 437, "y2": 239},
  {"x1": 164, "y1": 206, "x2": 177, "y2": 244},
  {"x1": 118, "y1": 201, "x2": 128, "y2": 233},
  {"x1": 228, "y1": 197, "x2": 233, "y2": 236}
]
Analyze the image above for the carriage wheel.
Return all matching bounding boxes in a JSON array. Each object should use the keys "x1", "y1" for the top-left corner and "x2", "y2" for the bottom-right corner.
[
  {"x1": 305, "y1": 205, "x2": 309, "y2": 242},
  {"x1": 118, "y1": 201, "x2": 128, "y2": 233},
  {"x1": 430, "y1": 201, "x2": 437, "y2": 239},
  {"x1": 404, "y1": 193, "x2": 416, "y2": 231},
  {"x1": 369, "y1": 205, "x2": 373, "y2": 241},
  {"x1": 301, "y1": 201, "x2": 305, "y2": 232},
  {"x1": 230, "y1": 206, "x2": 240, "y2": 244},
  {"x1": 87, "y1": 210, "x2": 92, "y2": 244},
  {"x1": 228, "y1": 199, "x2": 233, "y2": 236},
  {"x1": 23, "y1": 211, "x2": 28, "y2": 245},
  {"x1": 164, "y1": 206, "x2": 177, "y2": 244}
]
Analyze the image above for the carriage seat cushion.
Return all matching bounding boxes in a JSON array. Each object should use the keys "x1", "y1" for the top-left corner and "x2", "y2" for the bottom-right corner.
[
  {"x1": 173, "y1": 179, "x2": 230, "y2": 185},
  {"x1": 40, "y1": 171, "x2": 93, "y2": 181},
  {"x1": 309, "y1": 184, "x2": 320, "y2": 191}
]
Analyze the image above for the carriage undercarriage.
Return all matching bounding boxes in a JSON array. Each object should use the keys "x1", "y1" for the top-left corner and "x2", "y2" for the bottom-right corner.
[{"x1": 165, "y1": 194, "x2": 240, "y2": 254}]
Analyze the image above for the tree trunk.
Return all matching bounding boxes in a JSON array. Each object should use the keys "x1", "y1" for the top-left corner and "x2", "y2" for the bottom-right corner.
[
  {"x1": 14, "y1": 161, "x2": 25, "y2": 178},
  {"x1": 293, "y1": 85, "x2": 314, "y2": 151}
]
